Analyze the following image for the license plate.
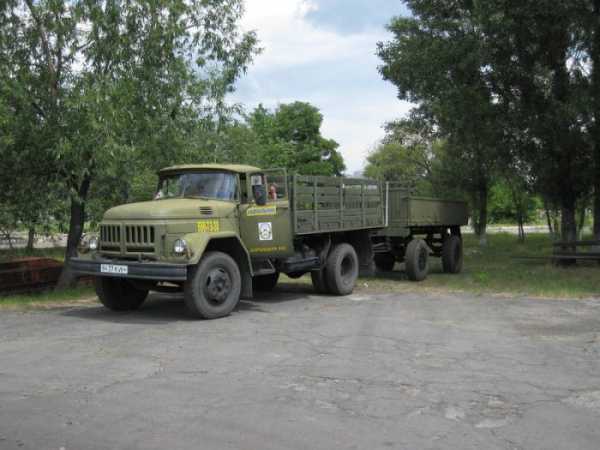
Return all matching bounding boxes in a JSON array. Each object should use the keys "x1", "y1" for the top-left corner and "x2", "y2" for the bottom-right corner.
[{"x1": 100, "y1": 264, "x2": 128, "y2": 275}]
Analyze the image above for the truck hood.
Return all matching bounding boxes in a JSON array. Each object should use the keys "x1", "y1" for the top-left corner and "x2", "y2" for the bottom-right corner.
[{"x1": 103, "y1": 199, "x2": 236, "y2": 221}]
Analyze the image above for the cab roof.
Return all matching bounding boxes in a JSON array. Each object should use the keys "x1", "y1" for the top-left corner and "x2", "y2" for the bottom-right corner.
[{"x1": 158, "y1": 164, "x2": 261, "y2": 175}]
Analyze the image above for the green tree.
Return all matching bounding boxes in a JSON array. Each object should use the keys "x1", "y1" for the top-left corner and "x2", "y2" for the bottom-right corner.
[
  {"x1": 0, "y1": 0, "x2": 259, "y2": 285},
  {"x1": 377, "y1": 4, "x2": 504, "y2": 245},
  {"x1": 249, "y1": 102, "x2": 346, "y2": 175},
  {"x1": 379, "y1": 0, "x2": 594, "y2": 244},
  {"x1": 478, "y1": 0, "x2": 592, "y2": 242}
]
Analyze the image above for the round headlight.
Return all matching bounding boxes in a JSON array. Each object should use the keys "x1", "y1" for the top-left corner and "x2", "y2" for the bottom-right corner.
[
  {"x1": 173, "y1": 239, "x2": 187, "y2": 255},
  {"x1": 89, "y1": 236, "x2": 98, "y2": 251}
]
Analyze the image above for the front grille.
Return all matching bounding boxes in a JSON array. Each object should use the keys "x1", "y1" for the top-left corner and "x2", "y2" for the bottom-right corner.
[
  {"x1": 100, "y1": 224, "x2": 156, "y2": 254},
  {"x1": 199, "y1": 207, "x2": 213, "y2": 216},
  {"x1": 100, "y1": 225, "x2": 121, "y2": 252},
  {"x1": 125, "y1": 225, "x2": 155, "y2": 245}
]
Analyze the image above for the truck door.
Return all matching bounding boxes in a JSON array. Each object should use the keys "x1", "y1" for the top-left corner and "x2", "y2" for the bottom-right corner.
[{"x1": 239, "y1": 169, "x2": 294, "y2": 257}]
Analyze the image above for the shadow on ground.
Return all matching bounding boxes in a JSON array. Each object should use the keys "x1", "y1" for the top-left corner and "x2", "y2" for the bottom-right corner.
[{"x1": 61, "y1": 282, "x2": 318, "y2": 324}]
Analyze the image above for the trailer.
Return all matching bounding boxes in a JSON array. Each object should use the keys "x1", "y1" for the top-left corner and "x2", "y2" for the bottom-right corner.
[{"x1": 373, "y1": 184, "x2": 469, "y2": 281}]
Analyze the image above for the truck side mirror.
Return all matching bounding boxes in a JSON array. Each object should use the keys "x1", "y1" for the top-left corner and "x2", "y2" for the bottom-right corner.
[{"x1": 252, "y1": 185, "x2": 267, "y2": 206}]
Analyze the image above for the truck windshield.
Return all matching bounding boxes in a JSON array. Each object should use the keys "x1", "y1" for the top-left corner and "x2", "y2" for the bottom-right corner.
[{"x1": 155, "y1": 172, "x2": 238, "y2": 201}]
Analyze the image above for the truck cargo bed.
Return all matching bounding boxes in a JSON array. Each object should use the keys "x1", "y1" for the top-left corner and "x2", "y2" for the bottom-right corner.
[{"x1": 291, "y1": 175, "x2": 385, "y2": 235}]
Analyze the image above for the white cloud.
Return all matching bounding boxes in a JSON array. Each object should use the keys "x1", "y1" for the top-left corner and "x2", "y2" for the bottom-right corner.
[
  {"x1": 242, "y1": 0, "x2": 384, "y2": 70},
  {"x1": 235, "y1": 0, "x2": 413, "y2": 173}
]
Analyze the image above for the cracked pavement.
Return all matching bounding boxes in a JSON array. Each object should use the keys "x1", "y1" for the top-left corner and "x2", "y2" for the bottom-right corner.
[{"x1": 1, "y1": 286, "x2": 600, "y2": 450}]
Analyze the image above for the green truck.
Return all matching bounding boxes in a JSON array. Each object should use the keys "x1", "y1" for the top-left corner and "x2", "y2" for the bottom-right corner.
[{"x1": 71, "y1": 164, "x2": 468, "y2": 319}]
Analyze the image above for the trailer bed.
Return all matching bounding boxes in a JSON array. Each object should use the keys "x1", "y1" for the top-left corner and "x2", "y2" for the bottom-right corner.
[{"x1": 384, "y1": 187, "x2": 468, "y2": 237}]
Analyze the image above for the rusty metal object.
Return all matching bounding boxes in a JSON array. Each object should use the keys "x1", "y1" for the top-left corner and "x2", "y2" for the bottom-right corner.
[{"x1": 0, "y1": 257, "x2": 64, "y2": 293}]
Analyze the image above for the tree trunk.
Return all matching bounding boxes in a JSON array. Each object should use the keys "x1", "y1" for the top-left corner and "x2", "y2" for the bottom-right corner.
[
  {"x1": 477, "y1": 184, "x2": 488, "y2": 246},
  {"x1": 517, "y1": 213, "x2": 525, "y2": 243},
  {"x1": 592, "y1": 0, "x2": 600, "y2": 241},
  {"x1": 510, "y1": 184, "x2": 526, "y2": 243},
  {"x1": 56, "y1": 175, "x2": 91, "y2": 289},
  {"x1": 26, "y1": 227, "x2": 35, "y2": 251},
  {"x1": 559, "y1": 203, "x2": 578, "y2": 266},
  {"x1": 594, "y1": 185, "x2": 600, "y2": 241},
  {"x1": 577, "y1": 203, "x2": 587, "y2": 240},
  {"x1": 544, "y1": 201, "x2": 554, "y2": 236},
  {"x1": 1, "y1": 230, "x2": 13, "y2": 250},
  {"x1": 561, "y1": 204, "x2": 578, "y2": 243}
]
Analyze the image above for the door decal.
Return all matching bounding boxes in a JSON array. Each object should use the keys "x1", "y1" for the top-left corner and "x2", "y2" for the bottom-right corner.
[{"x1": 258, "y1": 222, "x2": 273, "y2": 241}]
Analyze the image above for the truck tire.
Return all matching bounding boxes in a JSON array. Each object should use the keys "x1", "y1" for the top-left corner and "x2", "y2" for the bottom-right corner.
[
  {"x1": 442, "y1": 235, "x2": 463, "y2": 274},
  {"x1": 311, "y1": 269, "x2": 330, "y2": 294},
  {"x1": 374, "y1": 253, "x2": 396, "y2": 272},
  {"x1": 325, "y1": 243, "x2": 359, "y2": 295},
  {"x1": 405, "y1": 239, "x2": 429, "y2": 281},
  {"x1": 95, "y1": 277, "x2": 148, "y2": 311},
  {"x1": 253, "y1": 272, "x2": 279, "y2": 291},
  {"x1": 184, "y1": 251, "x2": 241, "y2": 319}
]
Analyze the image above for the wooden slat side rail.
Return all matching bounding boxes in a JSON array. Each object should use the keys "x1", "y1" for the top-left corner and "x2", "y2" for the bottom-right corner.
[{"x1": 291, "y1": 174, "x2": 384, "y2": 234}]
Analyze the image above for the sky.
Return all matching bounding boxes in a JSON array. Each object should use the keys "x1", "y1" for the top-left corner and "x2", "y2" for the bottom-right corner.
[{"x1": 229, "y1": 0, "x2": 412, "y2": 175}]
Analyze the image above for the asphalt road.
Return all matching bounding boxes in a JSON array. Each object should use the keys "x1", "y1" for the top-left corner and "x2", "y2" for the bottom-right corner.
[{"x1": 1, "y1": 285, "x2": 600, "y2": 450}]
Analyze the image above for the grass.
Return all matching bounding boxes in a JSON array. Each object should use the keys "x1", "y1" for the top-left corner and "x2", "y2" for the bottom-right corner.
[
  {"x1": 1, "y1": 233, "x2": 599, "y2": 311},
  {"x1": 0, "y1": 285, "x2": 95, "y2": 310},
  {"x1": 283, "y1": 233, "x2": 600, "y2": 299}
]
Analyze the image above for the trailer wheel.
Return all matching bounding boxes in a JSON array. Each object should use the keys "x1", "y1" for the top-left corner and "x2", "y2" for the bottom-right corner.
[
  {"x1": 253, "y1": 272, "x2": 279, "y2": 291},
  {"x1": 184, "y1": 251, "x2": 241, "y2": 319},
  {"x1": 374, "y1": 253, "x2": 396, "y2": 272},
  {"x1": 405, "y1": 239, "x2": 429, "y2": 281},
  {"x1": 325, "y1": 243, "x2": 359, "y2": 295},
  {"x1": 311, "y1": 269, "x2": 330, "y2": 294},
  {"x1": 442, "y1": 235, "x2": 463, "y2": 274},
  {"x1": 95, "y1": 277, "x2": 148, "y2": 311}
]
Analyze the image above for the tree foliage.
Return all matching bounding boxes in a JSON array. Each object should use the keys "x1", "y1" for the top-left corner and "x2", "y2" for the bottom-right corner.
[
  {"x1": 378, "y1": 0, "x2": 600, "y2": 243},
  {"x1": 248, "y1": 102, "x2": 346, "y2": 176},
  {"x1": 0, "y1": 0, "x2": 259, "y2": 285}
]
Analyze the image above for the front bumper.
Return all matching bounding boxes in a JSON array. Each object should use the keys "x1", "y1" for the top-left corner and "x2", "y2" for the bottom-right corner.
[{"x1": 70, "y1": 257, "x2": 188, "y2": 281}]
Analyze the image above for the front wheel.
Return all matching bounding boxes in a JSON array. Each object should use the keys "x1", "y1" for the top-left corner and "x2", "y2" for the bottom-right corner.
[
  {"x1": 405, "y1": 239, "x2": 429, "y2": 281},
  {"x1": 184, "y1": 251, "x2": 241, "y2": 319},
  {"x1": 325, "y1": 243, "x2": 359, "y2": 295},
  {"x1": 95, "y1": 277, "x2": 148, "y2": 311}
]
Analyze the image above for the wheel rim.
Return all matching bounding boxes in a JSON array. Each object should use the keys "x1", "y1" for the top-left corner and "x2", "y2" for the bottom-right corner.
[
  {"x1": 418, "y1": 246, "x2": 427, "y2": 271},
  {"x1": 203, "y1": 267, "x2": 232, "y2": 305}
]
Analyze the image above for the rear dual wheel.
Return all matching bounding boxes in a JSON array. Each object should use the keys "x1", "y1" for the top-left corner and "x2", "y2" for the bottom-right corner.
[{"x1": 311, "y1": 243, "x2": 359, "y2": 296}]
